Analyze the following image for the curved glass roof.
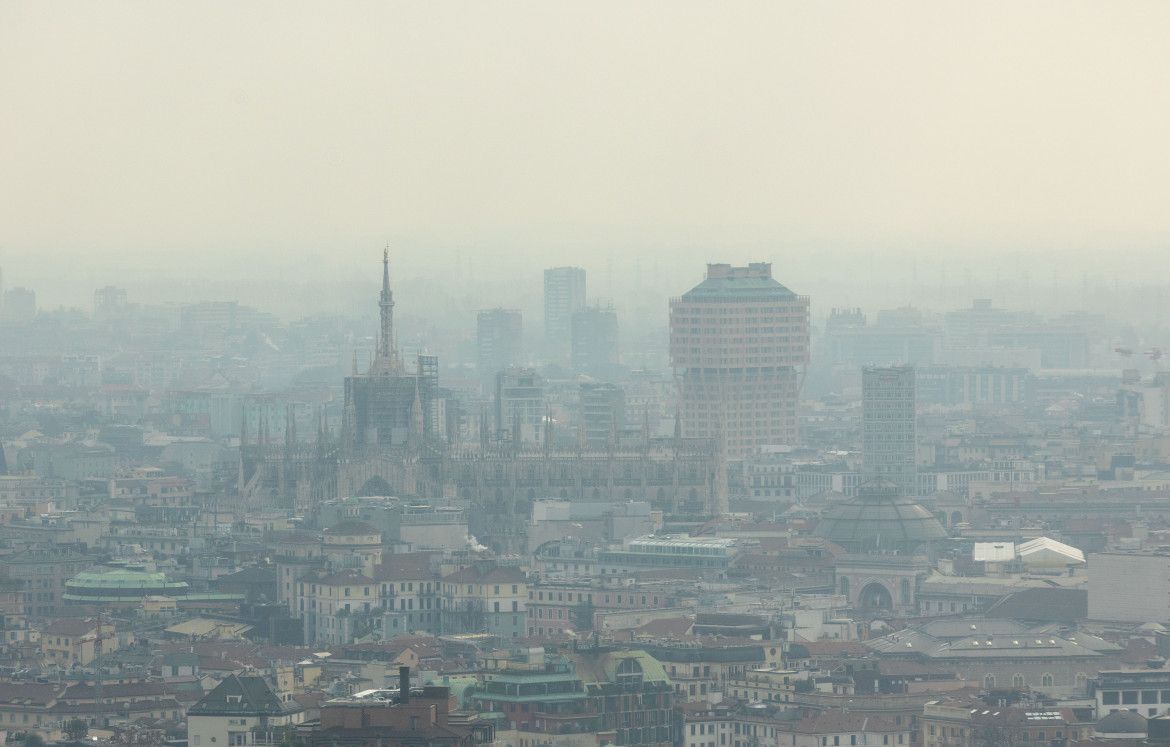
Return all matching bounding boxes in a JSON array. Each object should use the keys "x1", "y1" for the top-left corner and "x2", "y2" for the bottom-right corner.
[{"x1": 815, "y1": 483, "x2": 947, "y2": 552}]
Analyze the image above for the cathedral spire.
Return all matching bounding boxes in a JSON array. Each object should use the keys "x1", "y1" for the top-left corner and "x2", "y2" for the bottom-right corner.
[{"x1": 370, "y1": 245, "x2": 403, "y2": 375}]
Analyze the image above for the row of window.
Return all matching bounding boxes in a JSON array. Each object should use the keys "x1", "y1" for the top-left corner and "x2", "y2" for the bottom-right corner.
[{"x1": 1102, "y1": 689, "x2": 1170, "y2": 705}]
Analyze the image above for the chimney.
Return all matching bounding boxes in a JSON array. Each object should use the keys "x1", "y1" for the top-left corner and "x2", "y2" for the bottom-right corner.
[{"x1": 399, "y1": 666, "x2": 410, "y2": 704}]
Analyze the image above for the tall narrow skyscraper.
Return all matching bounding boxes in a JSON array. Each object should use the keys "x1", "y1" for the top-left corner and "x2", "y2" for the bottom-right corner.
[
  {"x1": 544, "y1": 266, "x2": 586, "y2": 356},
  {"x1": 862, "y1": 365, "x2": 918, "y2": 493},
  {"x1": 476, "y1": 308, "x2": 523, "y2": 392},
  {"x1": 571, "y1": 304, "x2": 620, "y2": 378},
  {"x1": 669, "y1": 263, "x2": 810, "y2": 457}
]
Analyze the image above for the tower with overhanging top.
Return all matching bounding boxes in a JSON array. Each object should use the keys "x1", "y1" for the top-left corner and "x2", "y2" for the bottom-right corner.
[{"x1": 669, "y1": 263, "x2": 810, "y2": 458}]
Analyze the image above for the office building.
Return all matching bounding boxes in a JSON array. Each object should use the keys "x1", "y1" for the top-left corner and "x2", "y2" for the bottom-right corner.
[
  {"x1": 476, "y1": 307, "x2": 522, "y2": 391},
  {"x1": 494, "y1": 367, "x2": 545, "y2": 442},
  {"x1": 669, "y1": 263, "x2": 810, "y2": 457},
  {"x1": 475, "y1": 647, "x2": 674, "y2": 747},
  {"x1": 1089, "y1": 551, "x2": 1170, "y2": 623},
  {"x1": 571, "y1": 303, "x2": 620, "y2": 377},
  {"x1": 94, "y1": 285, "x2": 129, "y2": 321},
  {"x1": 862, "y1": 365, "x2": 917, "y2": 492},
  {"x1": 544, "y1": 266, "x2": 586, "y2": 355},
  {"x1": 580, "y1": 382, "x2": 625, "y2": 444}
]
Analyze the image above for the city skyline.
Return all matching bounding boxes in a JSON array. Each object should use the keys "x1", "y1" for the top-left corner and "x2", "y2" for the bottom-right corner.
[{"x1": 5, "y1": 3, "x2": 1170, "y2": 314}]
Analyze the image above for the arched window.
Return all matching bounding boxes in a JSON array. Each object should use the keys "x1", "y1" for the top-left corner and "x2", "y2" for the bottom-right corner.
[
  {"x1": 1075, "y1": 672, "x2": 1088, "y2": 691},
  {"x1": 984, "y1": 674, "x2": 995, "y2": 689},
  {"x1": 1012, "y1": 674, "x2": 1025, "y2": 688},
  {"x1": 1041, "y1": 673, "x2": 1053, "y2": 688},
  {"x1": 616, "y1": 658, "x2": 644, "y2": 687}
]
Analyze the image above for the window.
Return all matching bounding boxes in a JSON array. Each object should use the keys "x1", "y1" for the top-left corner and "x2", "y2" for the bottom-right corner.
[
  {"x1": 1103, "y1": 692, "x2": 1120, "y2": 705},
  {"x1": 1144, "y1": 691, "x2": 1159, "y2": 704}
]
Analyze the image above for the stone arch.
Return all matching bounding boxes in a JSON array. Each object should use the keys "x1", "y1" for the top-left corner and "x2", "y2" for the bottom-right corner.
[
  {"x1": 858, "y1": 581, "x2": 893, "y2": 610},
  {"x1": 559, "y1": 488, "x2": 569, "y2": 499},
  {"x1": 357, "y1": 475, "x2": 392, "y2": 497},
  {"x1": 591, "y1": 488, "x2": 602, "y2": 500}
]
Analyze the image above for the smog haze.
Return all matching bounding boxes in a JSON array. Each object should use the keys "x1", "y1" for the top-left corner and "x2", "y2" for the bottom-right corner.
[{"x1": 3, "y1": 2, "x2": 1170, "y2": 326}]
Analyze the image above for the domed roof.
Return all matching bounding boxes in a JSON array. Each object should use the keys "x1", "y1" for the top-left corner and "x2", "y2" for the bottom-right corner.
[
  {"x1": 64, "y1": 566, "x2": 189, "y2": 601},
  {"x1": 815, "y1": 479, "x2": 947, "y2": 553},
  {"x1": 68, "y1": 567, "x2": 185, "y2": 590},
  {"x1": 1097, "y1": 710, "x2": 1147, "y2": 734}
]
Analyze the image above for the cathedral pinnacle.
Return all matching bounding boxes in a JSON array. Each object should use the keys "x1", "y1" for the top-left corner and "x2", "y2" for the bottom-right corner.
[{"x1": 369, "y1": 245, "x2": 404, "y2": 375}]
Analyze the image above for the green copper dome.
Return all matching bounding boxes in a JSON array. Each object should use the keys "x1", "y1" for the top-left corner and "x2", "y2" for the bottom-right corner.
[{"x1": 64, "y1": 567, "x2": 189, "y2": 602}]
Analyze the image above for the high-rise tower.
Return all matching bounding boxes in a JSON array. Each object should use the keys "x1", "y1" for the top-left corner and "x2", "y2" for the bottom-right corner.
[
  {"x1": 476, "y1": 307, "x2": 523, "y2": 392},
  {"x1": 669, "y1": 263, "x2": 810, "y2": 458},
  {"x1": 570, "y1": 304, "x2": 619, "y2": 378},
  {"x1": 862, "y1": 365, "x2": 917, "y2": 493},
  {"x1": 544, "y1": 267, "x2": 586, "y2": 357}
]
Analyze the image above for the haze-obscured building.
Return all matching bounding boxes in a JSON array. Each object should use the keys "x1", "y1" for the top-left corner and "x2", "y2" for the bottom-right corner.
[
  {"x1": 571, "y1": 304, "x2": 620, "y2": 378},
  {"x1": 544, "y1": 266, "x2": 586, "y2": 357},
  {"x1": 862, "y1": 365, "x2": 917, "y2": 492},
  {"x1": 670, "y1": 262, "x2": 810, "y2": 457},
  {"x1": 476, "y1": 307, "x2": 522, "y2": 393}
]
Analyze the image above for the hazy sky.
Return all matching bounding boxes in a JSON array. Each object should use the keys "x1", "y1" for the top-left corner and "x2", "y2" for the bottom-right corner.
[{"x1": 3, "y1": 2, "x2": 1170, "y2": 313}]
